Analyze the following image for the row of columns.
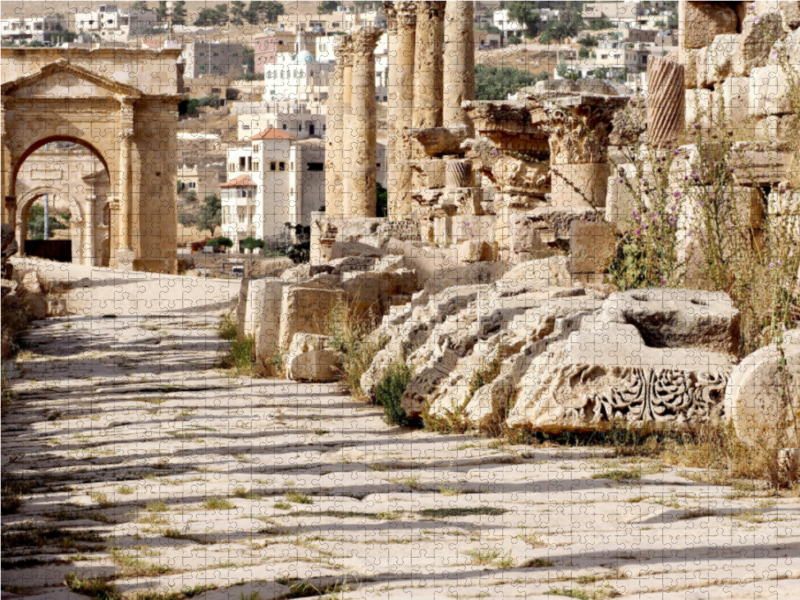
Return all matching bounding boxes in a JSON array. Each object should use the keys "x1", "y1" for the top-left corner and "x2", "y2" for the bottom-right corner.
[{"x1": 325, "y1": 1, "x2": 476, "y2": 221}]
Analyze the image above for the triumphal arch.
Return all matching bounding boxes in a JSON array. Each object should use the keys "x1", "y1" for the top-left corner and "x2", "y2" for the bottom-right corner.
[{"x1": 1, "y1": 47, "x2": 184, "y2": 273}]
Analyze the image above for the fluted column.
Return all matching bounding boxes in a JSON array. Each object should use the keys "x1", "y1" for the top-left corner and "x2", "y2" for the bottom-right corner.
[
  {"x1": 646, "y1": 55, "x2": 685, "y2": 149},
  {"x1": 412, "y1": 1, "x2": 445, "y2": 130},
  {"x1": 117, "y1": 96, "x2": 135, "y2": 269},
  {"x1": 345, "y1": 27, "x2": 382, "y2": 218},
  {"x1": 443, "y1": 1, "x2": 475, "y2": 133},
  {"x1": 326, "y1": 35, "x2": 353, "y2": 219},
  {"x1": 85, "y1": 195, "x2": 95, "y2": 266},
  {"x1": 385, "y1": 1, "x2": 417, "y2": 220}
]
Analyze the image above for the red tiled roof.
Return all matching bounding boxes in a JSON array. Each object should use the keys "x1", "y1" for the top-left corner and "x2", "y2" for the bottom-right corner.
[
  {"x1": 220, "y1": 174, "x2": 257, "y2": 188},
  {"x1": 249, "y1": 127, "x2": 295, "y2": 140}
]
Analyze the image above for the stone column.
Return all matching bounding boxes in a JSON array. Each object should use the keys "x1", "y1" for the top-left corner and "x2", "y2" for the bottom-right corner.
[
  {"x1": 117, "y1": 96, "x2": 136, "y2": 270},
  {"x1": 345, "y1": 27, "x2": 382, "y2": 218},
  {"x1": 443, "y1": 1, "x2": 475, "y2": 133},
  {"x1": 412, "y1": 1, "x2": 445, "y2": 130},
  {"x1": 385, "y1": 1, "x2": 417, "y2": 220},
  {"x1": 544, "y1": 97, "x2": 626, "y2": 209},
  {"x1": 85, "y1": 195, "x2": 95, "y2": 266},
  {"x1": 326, "y1": 35, "x2": 353, "y2": 219},
  {"x1": 339, "y1": 37, "x2": 355, "y2": 216},
  {"x1": 647, "y1": 56, "x2": 685, "y2": 149}
]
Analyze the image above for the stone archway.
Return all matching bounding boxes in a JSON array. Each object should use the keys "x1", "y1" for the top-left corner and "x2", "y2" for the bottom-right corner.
[
  {"x1": 16, "y1": 185, "x2": 83, "y2": 261},
  {"x1": 1, "y1": 51, "x2": 184, "y2": 273}
]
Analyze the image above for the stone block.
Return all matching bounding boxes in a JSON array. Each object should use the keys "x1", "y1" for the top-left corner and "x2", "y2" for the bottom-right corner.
[
  {"x1": 731, "y1": 141, "x2": 794, "y2": 185},
  {"x1": 452, "y1": 215, "x2": 495, "y2": 245},
  {"x1": 782, "y1": 2, "x2": 800, "y2": 28},
  {"x1": 706, "y1": 35, "x2": 738, "y2": 86},
  {"x1": 285, "y1": 333, "x2": 340, "y2": 382},
  {"x1": 696, "y1": 45, "x2": 711, "y2": 88},
  {"x1": 684, "y1": 2, "x2": 738, "y2": 49},
  {"x1": 550, "y1": 163, "x2": 610, "y2": 209},
  {"x1": 606, "y1": 164, "x2": 638, "y2": 234},
  {"x1": 242, "y1": 278, "x2": 289, "y2": 368},
  {"x1": 684, "y1": 48, "x2": 698, "y2": 89},
  {"x1": 754, "y1": 115, "x2": 795, "y2": 142},
  {"x1": 718, "y1": 76, "x2": 751, "y2": 124},
  {"x1": 725, "y1": 329, "x2": 800, "y2": 444},
  {"x1": 732, "y1": 12, "x2": 785, "y2": 77},
  {"x1": 456, "y1": 239, "x2": 492, "y2": 263},
  {"x1": 279, "y1": 286, "x2": 345, "y2": 350},
  {"x1": 569, "y1": 221, "x2": 616, "y2": 275},
  {"x1": 685, "y1": 88, "x2": 714, "y2": 128}
]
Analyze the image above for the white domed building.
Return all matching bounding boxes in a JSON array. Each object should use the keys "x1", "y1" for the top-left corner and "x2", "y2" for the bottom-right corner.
[{"x1": 263, "y1": 30, "x2": 333, "y2": 102}]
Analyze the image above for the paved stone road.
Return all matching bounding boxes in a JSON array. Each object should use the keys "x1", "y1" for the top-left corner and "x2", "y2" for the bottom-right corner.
[{"x1": 3, "y1": 312, "x2": 800, "y2": 600}]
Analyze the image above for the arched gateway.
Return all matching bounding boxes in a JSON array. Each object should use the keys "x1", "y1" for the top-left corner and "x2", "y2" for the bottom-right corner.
[{"x1": 1, "y1": 48, "x2": 184, "y2": 273}]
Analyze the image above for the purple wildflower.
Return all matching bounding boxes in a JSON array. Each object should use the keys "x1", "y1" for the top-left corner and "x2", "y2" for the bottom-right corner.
[
  {"x1": 618, "y1": 177, "x2": 624, "y2": 183},
  {"x1": 673, "y1": 191, "x2": 681, "y2": 199},
  {"x1": 636, "y1": 229, "x2": 641, "y2": 236}
]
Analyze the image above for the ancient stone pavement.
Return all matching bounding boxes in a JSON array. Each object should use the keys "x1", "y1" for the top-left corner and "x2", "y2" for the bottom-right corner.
[{"x1": 3, "y1": 309, "x2": 800, "y2": 599}]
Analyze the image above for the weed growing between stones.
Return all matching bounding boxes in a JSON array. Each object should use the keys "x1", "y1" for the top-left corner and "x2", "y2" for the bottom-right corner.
[
  {"x1": 376, "y1": 360, "x2": 413, "y2": 426},
  {"x1": 217, "y1": 314, "x2": 256, "y2": 375},
  {"x1": 327, "y1": 300, "x2": 383, "y2": 401}
]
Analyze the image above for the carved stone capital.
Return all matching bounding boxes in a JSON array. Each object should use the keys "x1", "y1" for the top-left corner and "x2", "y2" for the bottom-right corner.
[
  {"x1": 385, "y1": 1, "x2": 417, "y2": 32},
  {"x1": 543, "y1": 102, "x2": 623, "y2": 165},
  {"x1": 417, "y1": 0, "x2": 445, "y2": 21},
  {"x1": 350, "y1": 27, "x2": 382, "y2": 60},
  {"x1": 334, "y1": 34, "x2": 355, "y2": 66}
]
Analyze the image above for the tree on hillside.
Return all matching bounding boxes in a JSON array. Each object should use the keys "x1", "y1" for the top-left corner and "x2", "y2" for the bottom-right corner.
[
  {"x1": 507, "y1": 2, "x2": 542, "y2": 38},
  {"x1": 539, "y1": 6, "x2": 584, "y2": 43},
  {"x1": 318, "y1": 1, "x2": 341, "y2": 15},
  {"x1": 230, "y1": 0, "x2": 247, "y2": 26},
  {"x1": 475, "y1": 64, "x2": 547, "y2": 100},
  {"x1": 196, "y1": 194, "x2": 222, "y2": 236},
  {"x1": 158, "y1": 1, "x2": 187, "y2": 25}
]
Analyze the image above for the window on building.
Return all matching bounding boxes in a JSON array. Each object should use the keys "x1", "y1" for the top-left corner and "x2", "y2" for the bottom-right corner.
[
  {"x1": 309, "y1": 124, "x2": 315, "y2": 135},
  {"x1": 247, "y1": 157, "x2": 252, "y2": 170},
  {"x1": 290, "y1": 162, "x2": 294, "y2": 170},
  {"x1": 243, "y1": 124, "x2": 250, "y2": 130},
  {"x1": 252, "y1": 143, "x2": 259, "y2": 151},
  {"x1": 199, "y1": 52, "x2": 205, "y2": 56},
  {"x1": 229, "y1": 163, "x2": 235, "y2": 171},
  {"x1": 282, "y1": 124, "x2": 287, "y2": 130},
  {"x1": 199, "y1": 65, "x2": 205, "y2": 71},
  {"x1": 376, "y1": 163, "x2": 381, "y2": 169},
  {"x1": 213, "y1": 66, "x2": 219, "y2": 71},
  {"x1": 298, "y1": 124, "x2": 303, "y2": 131},
  {"x1": 307, "y1": 163, "x2": 323, "y2": 171},
  {"x1": 239, "y1": 157, "x2": 246, "y2": 169},
  {"x1": 189, "y1": 182, "x2": 196, "y2": 188},
  {"x1": 253, "y1": 161, "x2": 259, "y2": 171},
  {"x1": 270, "y1": 162, "x2": 276, "y2": 171},
  {"x1": 279, "y1": 162, "x2": 285, "y2": 171},
  {"x1": 213, "y1": 52, "x2": 219, "y2": 57}
]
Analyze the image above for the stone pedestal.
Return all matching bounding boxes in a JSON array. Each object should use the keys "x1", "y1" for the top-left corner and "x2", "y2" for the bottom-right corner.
[
  {"x1": 413, "y1": 2, "x2": 445, "y2": 130},
  {"x1": 117, "y1": 248, "x2": 135, "y2": 271},
  {"x1": 551, "y1": 163, "x2": 611, "y2": 209},
  {"x1": 344, "y1": 27, "x2": 382, "y2": 218},
  {"x1": 446, "y1": 159, "x2": 473, "y2": 188},
  {"x1": 647, "y1": 56, "x2": 685, "y2": 149},
  {"x1": 443, "y1": 1, "x2": 475, "y2": 132}
]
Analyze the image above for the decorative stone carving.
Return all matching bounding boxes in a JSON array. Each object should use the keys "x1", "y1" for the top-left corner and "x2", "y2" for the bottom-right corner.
[
  {"x1": 445, "y1": 160, "x2": 472, "y2": 188},
  {"x1": 647, "y1": 56, "x2": 685, "y2": 148}
]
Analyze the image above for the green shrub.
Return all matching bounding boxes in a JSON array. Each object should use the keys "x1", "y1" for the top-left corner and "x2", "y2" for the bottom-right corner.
[
  {"x1": 327, "y1": 301, "x2": 382, "y2": 401},
  {"x1": 376, "y1": 361, "x2": 413, "y2": 426}
]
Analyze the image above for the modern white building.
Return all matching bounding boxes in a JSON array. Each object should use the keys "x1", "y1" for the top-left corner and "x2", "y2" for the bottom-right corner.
[
  {"x1": 0, "y1": 15, "x2": 67, "y2": 44},
  {"x1": 75, "y1": 4, "x2": 158, "y2": 40},
  {"x1": 236, "y1": 102, "x2": 326, "y2": 141},
  {"x1": 221, "y1": 129, "x2": 326, "y2": 248},
  {"x1": 264, "y1": 30, "x2": 334, "y2": 102},
  {"x1": 492, "y1": 9, "x2": 524, "y2": 33}
]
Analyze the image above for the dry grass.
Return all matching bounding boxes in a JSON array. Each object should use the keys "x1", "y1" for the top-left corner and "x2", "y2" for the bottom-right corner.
[{"x1": 327, "y1": 300, "x2": 383, "y2": 402}]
